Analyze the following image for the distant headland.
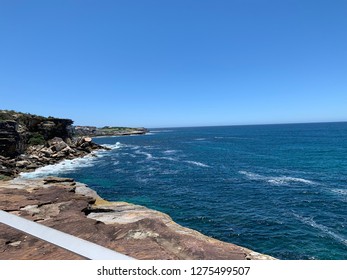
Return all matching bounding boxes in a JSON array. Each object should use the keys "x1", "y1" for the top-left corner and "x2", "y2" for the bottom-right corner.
[{"x1": 74, "y1": 125, "x2": 149, "y2": 137}]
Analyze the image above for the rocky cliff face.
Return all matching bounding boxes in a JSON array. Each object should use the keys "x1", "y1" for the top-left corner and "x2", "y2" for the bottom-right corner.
[
  {"x1": 0, "y1": 110, "x2": 106, "y2": 179},
  {"x1": 0, "y1": 110, "x2": 73, "y2": 157},
  {"x1": 0, "y1": 121, "x2": 21, "y2": 158}
]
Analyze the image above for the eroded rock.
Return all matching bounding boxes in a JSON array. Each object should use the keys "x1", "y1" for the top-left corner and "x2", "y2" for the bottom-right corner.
[{"x1": 0, "y1": 178, "x2": 276, "y2": 260}]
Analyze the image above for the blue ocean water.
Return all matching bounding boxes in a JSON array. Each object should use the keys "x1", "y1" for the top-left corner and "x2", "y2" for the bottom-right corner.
[{"x1": 22, "y1": 123, "x2": 347, "y2": 259}]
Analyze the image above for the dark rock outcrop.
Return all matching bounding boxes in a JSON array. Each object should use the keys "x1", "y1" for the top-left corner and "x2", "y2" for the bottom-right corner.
[
  {"x1": 0, "y1": 121, "x2": 21, "y2": 158},
  {"x1": 36, "y1": 119, "x2": 73, "y2": 142},
  {"x1": 0, "y1": 110, "x2": 73, "y2": 157}
]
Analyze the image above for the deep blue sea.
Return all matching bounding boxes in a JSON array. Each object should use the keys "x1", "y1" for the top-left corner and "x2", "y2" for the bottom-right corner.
[{"x1": 22, "y1": 123, "x2": 347, "y2": 259}]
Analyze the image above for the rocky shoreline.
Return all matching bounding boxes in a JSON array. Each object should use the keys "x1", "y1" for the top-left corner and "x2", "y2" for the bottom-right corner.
[
  {"x1": 0, "y1": 110, "x2": 275, "y2": 260},
  {"x1": 0, "y1": 176, "x2": 275, "y2": 260},
  {"x1": 0, "y1": 136, "x2": 107, "y2": 179},
  {"x1": 0, "y1": 110, "x2": 147, "y2": 179}
]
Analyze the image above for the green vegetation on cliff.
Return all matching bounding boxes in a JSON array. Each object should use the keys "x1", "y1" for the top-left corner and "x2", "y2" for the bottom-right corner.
[
  {"x1": 0, "y1": 110, "x2": 44, "y2": 122},
  {"x1": 100, "y1": 126, "x2": 137, "y2": 132},
  {"x1": 28, "y1": 132, "x2": 45, "y2": 146},
  {"x1": 0, "y1": 174, "x2": 11, "y2": 181}
]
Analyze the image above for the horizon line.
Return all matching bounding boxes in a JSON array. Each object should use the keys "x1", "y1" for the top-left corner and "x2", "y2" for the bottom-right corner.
[{"x1": 148, "y1": 120, "x2": 347, "y2": 130}]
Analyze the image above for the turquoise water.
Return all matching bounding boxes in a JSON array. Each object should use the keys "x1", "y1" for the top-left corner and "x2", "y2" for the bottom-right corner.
[{"x1": 24, "y1": 123, "x2": 347, "y2": 259}]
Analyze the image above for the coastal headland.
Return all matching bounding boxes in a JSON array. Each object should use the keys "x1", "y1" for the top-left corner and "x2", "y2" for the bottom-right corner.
[
  {"x1": 74, "y1": 125, "x2": 149, "y2": 137},
  {"x1": 0, "y1": 110, "x2": 274, "y2": 260}
]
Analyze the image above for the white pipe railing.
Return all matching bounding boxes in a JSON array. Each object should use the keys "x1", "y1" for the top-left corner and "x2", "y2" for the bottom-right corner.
[{"x1": 0, "y1": 210, "x2": 135, "y2": 260}]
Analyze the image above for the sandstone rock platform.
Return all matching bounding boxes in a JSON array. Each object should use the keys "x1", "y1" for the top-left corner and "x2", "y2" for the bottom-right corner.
[{"x1": 0, "y1": 177, "x2": 275, "y2": 260}]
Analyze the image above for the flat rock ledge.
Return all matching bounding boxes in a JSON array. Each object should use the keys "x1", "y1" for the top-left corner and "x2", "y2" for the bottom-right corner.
[{"x1": 0, "y1": 177, "x2": 276, "y2": 260}]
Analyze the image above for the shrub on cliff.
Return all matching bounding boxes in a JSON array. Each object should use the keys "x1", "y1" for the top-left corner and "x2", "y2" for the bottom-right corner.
[
  {"x1": 0, "y1": 174, "x2": 11, "y2": 181},
  {"x1": 28, "y1": 133, "x2": 45, "y2": 146}
]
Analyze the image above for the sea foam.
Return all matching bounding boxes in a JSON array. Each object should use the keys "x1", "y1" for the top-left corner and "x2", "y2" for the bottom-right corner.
[
  {"x1": 20, "y1": 143, "x2": 123, "y2": 179},
  {"x1": 20, "y1": 154, "x2": 99, "y2": 179},
  {"x1": 185, "y1": 160, "x2": 210, "y2": 167},
  {"x1": 103, "y1": 142, "x2": 123, "y2": 150},
  {"x1": 163, "y1": 150, "x2": 178, "y2": 154},
  {"x1": 330, "y1": 188, "x2": 347, "y2": 196},
  {"x1": 239, "y1": 171, "x2": 314, "y2": 185},
  {"x1": 293, "y1": 213, "x2": 347, "y2": 247}
]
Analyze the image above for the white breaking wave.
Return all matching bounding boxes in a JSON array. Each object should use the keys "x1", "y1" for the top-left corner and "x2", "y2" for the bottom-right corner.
[
  {"x1": 185, "y1": 161, "x2": 210, "y2": 167},
  {"x1": 144, "y1": 152, "x2": 153, "y2": 159},
  {"x1": 19, "y1": 142, "x2": 123, "y2": 178},
  {"x1": 268, "y1": 177, "x2": 314, "y2": 185},
  {"x1": 20, "y1": 153, "x2": 99, "y2": 179},
  {"x1": 293, "y1": 213, "x2": 347, "y2": 247},
  {"x1": 239, "y1": 171, "x2": 314, "y2": 185},
  {"x1": 103, "y1": 142, "x2": 123, "y2": 150},
  {"x1": 195, "y1": 138, "x2": 206, "y2": 141}
]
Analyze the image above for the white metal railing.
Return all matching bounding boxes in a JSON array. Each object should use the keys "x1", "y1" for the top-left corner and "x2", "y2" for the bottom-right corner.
[{"x1": 0, "y1": 210, "x2": 135, "y2": 260}]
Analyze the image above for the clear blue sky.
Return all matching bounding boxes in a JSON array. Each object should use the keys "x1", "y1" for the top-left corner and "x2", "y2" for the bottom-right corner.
[{"x1": 0, "y1": 0, "x2": 346, "y2": 128}]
